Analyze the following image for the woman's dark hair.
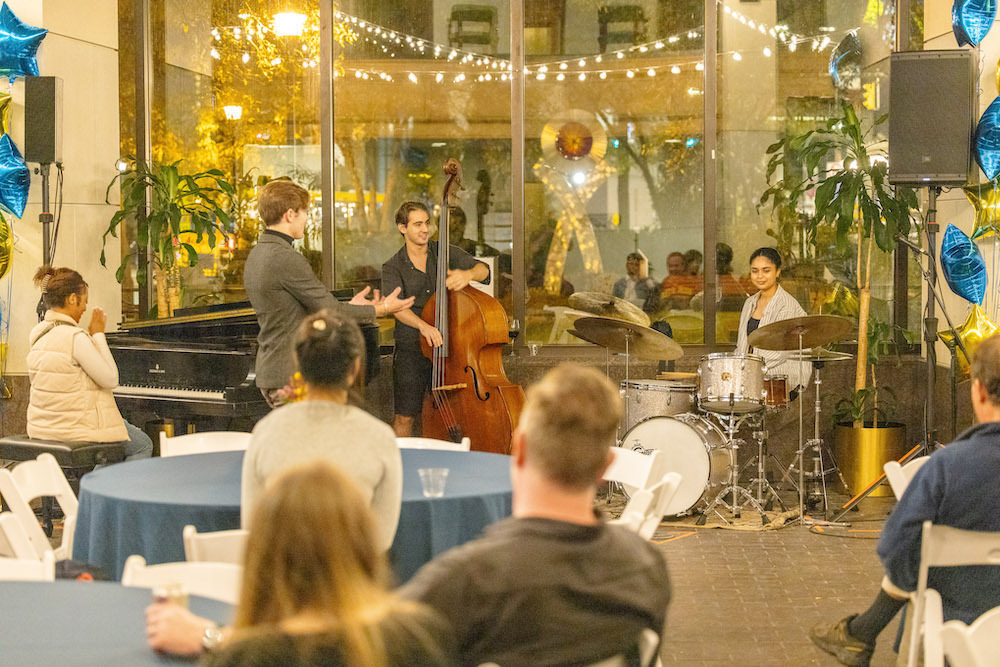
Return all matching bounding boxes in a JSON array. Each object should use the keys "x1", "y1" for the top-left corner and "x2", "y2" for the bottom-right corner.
[
  {"x1": 294, "y1": 310, "x2": 365, "y2": 389},
  {"x1": 749, "y1": 247, "x2": 782, "y2": 269},
  {"x1": 33, "y1": 266, "x2": 87, "y2": 309}
]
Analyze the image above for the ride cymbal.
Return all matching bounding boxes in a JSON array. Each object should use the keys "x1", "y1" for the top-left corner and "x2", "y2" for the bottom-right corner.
[
  {"x1": 747, "y1": 315, "x2": 855, "y2": 351},
  {"x1": 568, "y1": 291, "x2": 651, "y2": 326},
  {"x1": 572, "y1": 316, "x2": 683, "y2": 361}
]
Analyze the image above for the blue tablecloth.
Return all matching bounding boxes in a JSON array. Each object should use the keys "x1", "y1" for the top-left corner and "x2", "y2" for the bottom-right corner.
[
  {"x1": 73, "y1": 449, "x2": 512, "y2": 583},
  {"x1": 0, "y1": 580, "x2": 232, "y2": 665}
]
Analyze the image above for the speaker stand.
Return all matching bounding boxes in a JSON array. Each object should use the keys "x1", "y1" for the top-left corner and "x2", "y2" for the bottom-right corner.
[{"x1": 34, "y1": 161, "x2": 54, "y2": 322}]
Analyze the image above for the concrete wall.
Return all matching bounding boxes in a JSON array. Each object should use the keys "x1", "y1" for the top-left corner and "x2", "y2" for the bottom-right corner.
[{"x1": 0, "y1": 1, "x2": 121, "y2": 430}]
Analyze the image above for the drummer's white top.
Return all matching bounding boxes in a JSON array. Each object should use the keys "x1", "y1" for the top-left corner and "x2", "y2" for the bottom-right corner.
[{"x1": 735, "y1": 285, "x2": 813, "y2": 390}]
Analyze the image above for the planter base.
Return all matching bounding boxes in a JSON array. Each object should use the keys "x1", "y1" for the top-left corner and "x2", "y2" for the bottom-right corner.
[{"x1": 832, "y1": 422, "x2": 906, "y2": 498}]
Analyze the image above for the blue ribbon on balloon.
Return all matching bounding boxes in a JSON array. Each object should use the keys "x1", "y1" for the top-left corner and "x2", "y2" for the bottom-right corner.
[
  {"x1": 941, "y1": 224, "x2": 988, "y2": 304},
  {"x1": 953, "y1": 0, "x2": 998, "y2": 46},
  {"x1": 0, "y1": 3, "x2": 45, "y2": 83}
]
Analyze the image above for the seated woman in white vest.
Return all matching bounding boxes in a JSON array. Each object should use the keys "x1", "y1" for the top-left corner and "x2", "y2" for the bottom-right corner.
[
  {"x1": 241, "y1": 309, "x2": 402, "y2": 552},
  {"x1": 27, "y1": 266, "x2": 152, "y2": 460}
]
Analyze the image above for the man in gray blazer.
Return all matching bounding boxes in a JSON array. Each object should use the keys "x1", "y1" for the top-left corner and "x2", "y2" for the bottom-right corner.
[{"x1": 244, "y1": 179, "x2": 413, "y2": 407}]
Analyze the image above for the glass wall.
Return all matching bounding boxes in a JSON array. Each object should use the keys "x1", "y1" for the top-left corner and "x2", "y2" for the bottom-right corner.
[{"x1": 120, "y1": 0, "x2": 921, "y2": 343}]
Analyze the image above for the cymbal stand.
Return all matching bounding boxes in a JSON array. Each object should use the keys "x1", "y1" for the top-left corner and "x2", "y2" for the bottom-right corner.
[
  {"x1": 742, "y1": 412, "x2": 787, "y2": 512},
  {"x1": 698, "y1": 407, "x2": 770, "y2": 526},
  {"x1": 609, "y1": 331, "x2": 634, "y2": 504},
  {"x1": 788, "y1": 335, "x2": 850, "y2": 527}
]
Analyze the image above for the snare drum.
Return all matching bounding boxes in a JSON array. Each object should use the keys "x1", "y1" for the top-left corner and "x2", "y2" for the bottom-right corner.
[
  {"x1": 763, "y1": 375, "x2": 788, "y2": 408},
  {"x1": 620, "y1": 414, "x2": 734, "y2": 515},
  {"x1": 621, "y1": 380, "x2": 697, "y2": 431},
  {"x1": 697, "y1": 353, "x2": 766, "y2": 414}
]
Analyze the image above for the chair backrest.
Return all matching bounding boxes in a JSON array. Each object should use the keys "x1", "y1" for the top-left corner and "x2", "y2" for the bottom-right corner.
[
  {"x1": 0, "y1": 512, "x2": 39, "y2": 560},
  {"x1": 906, "y1": 521, "x2": 1000, "y2": 667},
  {"x1": 121, "y1": 554, "x2": 243, "y2": 605},
  {"x1": 884, "y1": 456, "x2": 929, "y2": 499},
  {"x1": 182, "y1": 525, "x2": 249, "y2": 565},
  {"x1": 0, "y1": 550, "x2": 55, "y2": 581},
  {"x1": 0, "y1": 453, "x2": 78, "y2": 559},
  {"x1": 603, "y1": 447, "x2": 664, "y2": 494},
  {"x1": 396, "y1": 436, "x2": 471, "y2": 452},
  {"x1": 941, "y1": 602, "x2": 1000, "y2": 667},
  {"x1": 159, "y1": 431, "x2": 251, "y2": 457}
]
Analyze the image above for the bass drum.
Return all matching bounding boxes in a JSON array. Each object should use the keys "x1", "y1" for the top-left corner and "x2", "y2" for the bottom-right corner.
[{"x1": 620, "y1": 414, "x2": 733, "y2": 515}]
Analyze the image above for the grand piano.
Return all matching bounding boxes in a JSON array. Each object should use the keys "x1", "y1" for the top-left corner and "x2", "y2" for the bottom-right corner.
[{"x1": 107, "y1": 294, "x2": 380, "y2": 431}]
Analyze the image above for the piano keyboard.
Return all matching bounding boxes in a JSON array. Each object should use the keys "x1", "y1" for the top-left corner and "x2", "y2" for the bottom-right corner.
[{"x1": 114, "y1": 386, "x2": 226, "y2": 402}]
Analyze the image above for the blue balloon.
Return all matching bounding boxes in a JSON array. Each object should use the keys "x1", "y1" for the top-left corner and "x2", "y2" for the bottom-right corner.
[
  {"x1": 0, "y1": 3, "x2": 45, "y2": 81},
  {"x1": 828, "y1": 32, "x2": 861, "y2": 91},
  {"x1": 0, "y1": 134, "x2": 29, "y2": 218},
  {"x1": 953, "y1": 0, "x2": 997, "y2": 47},
  {"x1": 975, "y1": 96, "x2": 1000, "y2": 180},
  {"x1": 941, "y1": 223, "x2": 988, "y2": 305}
]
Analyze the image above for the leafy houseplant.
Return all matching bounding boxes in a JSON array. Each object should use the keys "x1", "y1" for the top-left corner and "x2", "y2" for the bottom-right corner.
[
  {"x1": 759, "y1": 102, "x2": 919, "y2": 423},
  {"x1": 103, "y1": 158, "x2": 235, "y2": 318},
  {"x1": 832, "y1": 318, "x2": 899, "y2": 427}
]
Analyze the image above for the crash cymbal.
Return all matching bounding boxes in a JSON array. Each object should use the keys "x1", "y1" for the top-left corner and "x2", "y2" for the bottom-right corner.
[
  {"x1": 748, "y1": 315, "x2": 855, "y2": 351},
  {"x1": 572, "y1": 316, "x2": 683, "y2": 361},
  {"x1": 783, "y1": 348, "x2": 855, "y2": 362},
  {"x1": 568, "y1": 292, "x2": 651, "y2": 327}
]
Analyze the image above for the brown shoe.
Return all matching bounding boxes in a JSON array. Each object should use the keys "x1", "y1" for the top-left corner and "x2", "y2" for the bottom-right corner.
[{"x1": 809, "y1": 615, "x2": 874, "y2": 667}]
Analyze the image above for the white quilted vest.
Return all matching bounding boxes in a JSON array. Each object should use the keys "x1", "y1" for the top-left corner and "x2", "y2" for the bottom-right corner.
[{"x1": 26, "y1": 314, "x2": 128, "y2": 443}]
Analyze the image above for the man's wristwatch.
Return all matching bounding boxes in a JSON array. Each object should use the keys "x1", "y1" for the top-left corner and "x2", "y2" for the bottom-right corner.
[{"x1": 202, "y1": 625, "x2": 225, "y2": 652}]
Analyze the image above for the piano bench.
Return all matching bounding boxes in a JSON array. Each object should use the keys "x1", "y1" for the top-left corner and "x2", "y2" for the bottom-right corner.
[{"x1": 0, "y1": 435, "x2": 125, "y2": 478}]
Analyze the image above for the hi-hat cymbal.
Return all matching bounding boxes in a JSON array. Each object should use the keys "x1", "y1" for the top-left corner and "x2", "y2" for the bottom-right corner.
[
  {"x1": 783, "y1": 348, "x2": 855, "y2": 362},
  {"x1": 568, "y1": 292, "x2": 651, "y2": 326},
  {"x1": 571, "y1": 316, "x2": 683, "y2": 361},
  {"x1": 748, "y1": 315, "x2": 855, "y2": 351}
]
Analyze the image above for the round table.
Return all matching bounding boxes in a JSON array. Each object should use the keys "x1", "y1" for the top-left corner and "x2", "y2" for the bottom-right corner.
[
  {"x1": 73, "y1": 449, "x2": 512, "y2": 582},
  {"x1": 0, "y1": 580, "x2": 232, "y2": 665}
]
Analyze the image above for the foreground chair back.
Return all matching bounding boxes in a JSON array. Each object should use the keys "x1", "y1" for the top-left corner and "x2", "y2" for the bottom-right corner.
[
  {"x1": 182, "y1": 525, "x2": 248, "y2": 565},
  {"x1": 611, "y1": 472, "x2": 682, "y2": 540},
  {"x1": 0, "y1": 453, "x2": 78, "y2": 560},
  {"x1": 603, "y1": 447, "x2": 665, "y2": 495},
  {"x1": 883, "y1": 456, "x2": 929, "y2": 499},
  {"x1": 396, "y1": 436, "x2": 471, "y2": 452},
  {"x1": 0, "y1": 551, "x2": 55, "y2": 581},
  {"x1": 940, "y1": 600, "x2": 1000, "y2": 667},
  {"x1": 121, "y1": 554, "x2": 242, "y2": 605},
  {"x1": 0, "y1": 512, "x2": 40, "y2": 560},
  {"x1": 905, "y1": 521, "x2": 1000, "y2": 667},
  {"x1": 159, "y1": 431, "x2": 251, "y2": 457}
]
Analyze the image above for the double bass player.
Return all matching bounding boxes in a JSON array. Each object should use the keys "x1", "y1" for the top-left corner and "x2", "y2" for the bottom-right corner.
[{"x1": 381, "y1": 200, "x2": 490, "y2": 437}]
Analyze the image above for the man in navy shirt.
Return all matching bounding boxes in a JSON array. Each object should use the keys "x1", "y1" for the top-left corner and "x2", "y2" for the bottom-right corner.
[{"x1": 811, "y1": 334, "x2": 1000, "y2": 666}]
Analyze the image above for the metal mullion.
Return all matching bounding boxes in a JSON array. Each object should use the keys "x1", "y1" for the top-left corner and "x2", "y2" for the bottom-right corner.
[
  {"x1": 512, "y1": 0, "x2": 525, "y2": 351},
  {"x1": 703, "y1": 0, "x2": 718, "y2": 346},
  {"x1": 320, "y1": 0, "x2": 335, "y2": 289}
]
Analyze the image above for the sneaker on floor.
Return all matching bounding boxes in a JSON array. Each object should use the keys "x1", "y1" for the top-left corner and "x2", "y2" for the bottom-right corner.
[{"x1": 809, "y1": 615, "x2": 874, "y2": 667}]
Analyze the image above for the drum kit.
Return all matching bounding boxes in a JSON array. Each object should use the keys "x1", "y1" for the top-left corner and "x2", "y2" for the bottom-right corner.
[{"x1": 569, "y1": 295, "x2": 856, "y2": 525}]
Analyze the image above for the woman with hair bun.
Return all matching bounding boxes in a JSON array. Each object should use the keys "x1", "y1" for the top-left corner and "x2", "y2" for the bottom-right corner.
[
  {"x1": 241, "y1": 309, "x2": 401, "y2": 551},
  {"x1": 27, "y1": 266, "x2": 153, "y2": 460},
  {"x1": 735, "y1": 247, "x2": 811, "y2": 394}
]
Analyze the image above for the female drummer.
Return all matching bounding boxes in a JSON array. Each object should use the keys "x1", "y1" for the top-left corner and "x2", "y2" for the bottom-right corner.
[{"x1": 735, "y1": 247, "x2": 811, "y2": 397}]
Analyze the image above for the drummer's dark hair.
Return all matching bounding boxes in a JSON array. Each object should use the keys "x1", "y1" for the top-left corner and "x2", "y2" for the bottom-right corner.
[
  {"x1": 294, "y1": 310, "x2": 365, "y2": 389},
  {"x1": 749, "y1": 247, "x2": 782, "y2": 269},
  {"x1": 971, "y1": 334, "x2": 1000, "y2": 404}
]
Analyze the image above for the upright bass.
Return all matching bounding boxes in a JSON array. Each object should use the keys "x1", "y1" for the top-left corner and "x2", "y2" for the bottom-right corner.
[{"x1": 420, "y1": 159, "x2": 525, "y2": 455}]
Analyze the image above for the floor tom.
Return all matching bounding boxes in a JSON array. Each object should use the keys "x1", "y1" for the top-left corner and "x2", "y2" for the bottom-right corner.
[{"x1": 621, "y1": 379, "x2": 697, "y2": 431}]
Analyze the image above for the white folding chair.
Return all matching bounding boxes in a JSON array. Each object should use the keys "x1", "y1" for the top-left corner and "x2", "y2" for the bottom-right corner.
[
  {"x1": 0, "y1": 551, "x2": 55, "y2": 581},
  {"x1": 603, "y1": 447, "x2": 665, "y2": 495},
  {"x1": 121, "y1": 554, "x2": 243, "y2": 605},
  {"x1": 905, "y1": 521, "x2": 1000, "y2": 667},
  {"x1": 159, "y1": 431, "x2": 251, "y2": 457},
  {"x1": 940, "y1": 600, "x2": 1000, "y2": 667},
  {"x1": 182, "y1": 525, "x2": 248, "y2": 565},
  {"x1": 0, "y1": 453, "x2": 78, "y2": 560},
  {"x1": 611, "y1": 472, "x2": 682, "y2": 540},
  {"x1": 883, "y1": 456, "x2": 929, "y2": 499},
  {"x1": 396, "y1": 436, "x2": 471, "y2": 452},
  {"x1": 0, "y1": 512, "x2": 40, "y2": 560}
]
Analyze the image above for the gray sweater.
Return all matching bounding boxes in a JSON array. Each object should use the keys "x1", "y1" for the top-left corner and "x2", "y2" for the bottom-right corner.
[{"x1": 241, "y1": 400, "x2": 402, "y2": 551}]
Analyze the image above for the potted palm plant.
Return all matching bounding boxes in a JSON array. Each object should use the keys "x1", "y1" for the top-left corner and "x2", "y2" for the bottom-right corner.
[
  {"x1": 102, "y1": 158, "x2": 235, "y2": 317},
  {"x1": 759, "y1": 102, "x2": 918, "y2": 494}
]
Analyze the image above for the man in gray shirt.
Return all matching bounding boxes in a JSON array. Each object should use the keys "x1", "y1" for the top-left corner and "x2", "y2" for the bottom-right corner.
[{"x1": 244, "y1": 179, "x2": 413, "y2": 406}]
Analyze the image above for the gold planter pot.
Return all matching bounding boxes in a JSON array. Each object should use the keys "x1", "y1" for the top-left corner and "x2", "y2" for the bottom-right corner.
[{"x1": 833, "y1": 422, "x2": 907, "y2": 498}]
